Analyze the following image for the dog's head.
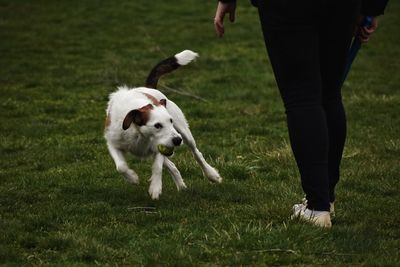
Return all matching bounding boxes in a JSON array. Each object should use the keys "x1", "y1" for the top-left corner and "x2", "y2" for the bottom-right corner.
[{"x1": 122, "y1": 99, "x2": 182, "y2": 156}]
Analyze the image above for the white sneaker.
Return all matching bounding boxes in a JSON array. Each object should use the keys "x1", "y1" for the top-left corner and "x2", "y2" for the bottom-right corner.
[
  {"x1": 300, "y1": 198, "x2": 335, "y2": 218},
  {"x1": 292, "y1": 203, "x2": 332, "y2": 228}
]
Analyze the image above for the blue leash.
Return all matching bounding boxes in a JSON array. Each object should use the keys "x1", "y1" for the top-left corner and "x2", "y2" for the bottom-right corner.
[{"x1": 341, "y1": 16, "x2": 373, "y2": 85}]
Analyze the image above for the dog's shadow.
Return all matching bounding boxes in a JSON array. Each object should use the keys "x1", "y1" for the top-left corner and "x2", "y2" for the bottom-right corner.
[{"x1": 58, "y1": 174, "x2": 251, "y2": 222}]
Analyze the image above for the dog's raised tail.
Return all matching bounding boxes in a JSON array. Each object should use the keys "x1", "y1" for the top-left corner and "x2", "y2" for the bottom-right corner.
[{"x1": 145, "y1": 50, "x2": 198, "y2": 89}]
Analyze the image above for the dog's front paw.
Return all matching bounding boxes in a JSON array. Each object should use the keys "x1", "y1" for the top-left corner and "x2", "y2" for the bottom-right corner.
[
  {"x1": 205, "y1": 167, "x2": 222, "y2": 183},
  {"x1": 148, "y1": 179, "x2": 162, "y2": 200}
]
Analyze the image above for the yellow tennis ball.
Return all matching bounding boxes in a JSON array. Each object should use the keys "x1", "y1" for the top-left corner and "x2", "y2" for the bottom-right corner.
[{"x1": 158, "y1": 145, "x2": 174, "y2": 156}]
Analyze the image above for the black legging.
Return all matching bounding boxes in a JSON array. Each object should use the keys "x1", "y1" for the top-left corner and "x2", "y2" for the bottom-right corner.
[{"x1": 257, "y1": 0, "x2": 361, "y2": 211}]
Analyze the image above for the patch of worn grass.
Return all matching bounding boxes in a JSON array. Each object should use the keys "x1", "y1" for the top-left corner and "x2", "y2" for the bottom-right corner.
[{"x1": 1, "y1": 0, "x2": 399, "y2": 266}]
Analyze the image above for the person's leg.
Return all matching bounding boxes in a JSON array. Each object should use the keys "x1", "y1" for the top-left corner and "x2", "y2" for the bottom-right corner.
[
  {"x1": 319, "y1": 1, "x2": 361, "y2": 202},
  {"x1": 257, "y1": 0, "x2": 330, "y2": 211}
]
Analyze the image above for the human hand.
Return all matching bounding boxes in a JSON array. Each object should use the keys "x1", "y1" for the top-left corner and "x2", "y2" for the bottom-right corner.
[
  {"x1": 214, "y1": 1, "x2": 236, "y2": 37},
  {"x1": 356, "y1": 16, "x2": 379, "y2": 43}
]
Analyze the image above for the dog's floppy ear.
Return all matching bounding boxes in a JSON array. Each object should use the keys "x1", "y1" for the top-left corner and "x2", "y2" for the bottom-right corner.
[
  {"x1": 122, "y1": 104, "x2": 153, "y2": 130},
  {"x1": 159, "y1": 99, "x2": 167, "y2": 107}
]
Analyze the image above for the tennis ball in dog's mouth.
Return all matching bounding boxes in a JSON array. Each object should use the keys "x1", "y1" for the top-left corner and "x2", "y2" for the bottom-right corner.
[{"x1": 158, "y1": 145, "x2": 174, "y2": 156}]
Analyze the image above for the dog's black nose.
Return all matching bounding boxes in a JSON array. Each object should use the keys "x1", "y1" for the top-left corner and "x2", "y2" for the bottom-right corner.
[{"x1": 172, "y1": 137, "x2": 182, "y2": 146}]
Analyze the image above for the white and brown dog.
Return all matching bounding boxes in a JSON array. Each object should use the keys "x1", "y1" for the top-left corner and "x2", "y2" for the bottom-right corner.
[{"x1": 104, "y1": 50, "x2": 222, "y2": 199}]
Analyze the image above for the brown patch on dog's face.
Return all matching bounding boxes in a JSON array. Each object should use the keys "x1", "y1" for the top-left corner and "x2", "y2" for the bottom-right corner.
[
  {"x1": 122, "y1": 104, "x2": 153, "y2": 130},
  {"x1": 104, "y1": 113, "x2": 111, "y2": 128},
  {"x1": 143, "y1": 93, "x2": 159, "y2": 105},
  {"x1": 142, "y1": 93, "x2": 167, "y2": 107}
]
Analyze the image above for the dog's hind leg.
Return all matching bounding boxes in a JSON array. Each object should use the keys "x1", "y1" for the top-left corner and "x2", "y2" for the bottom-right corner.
[
  {"x1": 164, "y1": 158, "x2": 187, "y2": 191},
  {"x1": 180, "y1": 129, "x2": 222, "y2": 183},
  {"x1": 107, "y1": 142, "x2": 139, "y2": 184},
  {"x1": 148, "y1": 153, "x2": 165, "y2": 200},
  {"x1": 166, "y1": 101, "x2": 222, "y2": 183}
]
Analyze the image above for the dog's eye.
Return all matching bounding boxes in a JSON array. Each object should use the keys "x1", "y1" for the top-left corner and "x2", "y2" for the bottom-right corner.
[
  {"x1": 154, "y1": 123, "x2": 163, "y2": 129},
  {"x1": 170, "y1": 119, "x2": 173, "y2": 123}
]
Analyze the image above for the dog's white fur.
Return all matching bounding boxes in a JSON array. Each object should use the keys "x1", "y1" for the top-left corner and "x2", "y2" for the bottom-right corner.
[{"x1": 104, "y1": 51, "x2": 221, "y2": 199}]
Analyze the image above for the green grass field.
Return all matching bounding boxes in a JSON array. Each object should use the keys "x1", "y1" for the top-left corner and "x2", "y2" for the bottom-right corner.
[{"x1": 1, "y1": 0, "x2": 399, "y2": 266}]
